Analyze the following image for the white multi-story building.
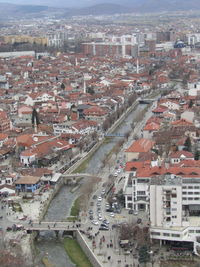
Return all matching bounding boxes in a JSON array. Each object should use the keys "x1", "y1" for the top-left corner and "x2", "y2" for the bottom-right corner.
[
  {"x1": 123, "y1": 165, "x2": 200, "y2": 255},
  {"x1": 150, "y1": 175, "x2": 200, "y2": 255},
  {"x1": 47, "y1": 32, "x2": 65, "y2": 47},
  {"x1": 187, "y1": 33, "x2": 200, "y2": 46}
]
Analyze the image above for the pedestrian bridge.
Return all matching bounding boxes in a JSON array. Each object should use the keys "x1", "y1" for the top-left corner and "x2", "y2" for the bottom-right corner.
[
  {"x1": 138, "y1": 98, "x2": 155, "y2": 104},
  {"x1": 104, "y1": 133, "x2": 125, "y2": 138},
  {"x1": 24, "y1": 221, "x2": 83, "y2": 232},
  {"x1": 62, "y1": 173, "x2": 101, "y2": 179}
]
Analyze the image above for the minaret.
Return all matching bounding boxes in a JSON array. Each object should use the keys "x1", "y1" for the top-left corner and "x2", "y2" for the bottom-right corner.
[
  {"x1": 136, "y1": 58, "x2": 139, "y2": 74},
  {"x1": 75, "y1": 57, "x2": 78, "y2": 66},
  {"x1": 83, "y1": 78, "x2": 86, "y2": 94}
]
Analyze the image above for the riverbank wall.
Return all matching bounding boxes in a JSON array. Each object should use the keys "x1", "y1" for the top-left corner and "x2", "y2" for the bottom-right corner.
[{"x1": 76, "y1": 230, "x2": 102, "y2": 267}]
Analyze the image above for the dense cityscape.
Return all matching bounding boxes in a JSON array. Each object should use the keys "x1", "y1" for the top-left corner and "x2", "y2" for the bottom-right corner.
[{"x1": 1, "y1": 3, "x2": 200, "y2": 267}]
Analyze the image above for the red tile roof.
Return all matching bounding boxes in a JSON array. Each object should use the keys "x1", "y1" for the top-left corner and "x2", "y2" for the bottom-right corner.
[
  {"x1": 170, "y1": 150, "x2": 194, "y2": 159},
  {"x1": 125, "y1": 138, "x2": 155, "y2": 153}
]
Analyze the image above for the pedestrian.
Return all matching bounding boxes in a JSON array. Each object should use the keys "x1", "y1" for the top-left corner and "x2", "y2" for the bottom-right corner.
[{"x1": 48, "y1": 225, "x2": 50, "y2": 229}]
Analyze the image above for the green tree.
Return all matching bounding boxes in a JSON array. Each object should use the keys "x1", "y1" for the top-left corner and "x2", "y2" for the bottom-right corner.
[
  {"x1": 138, "y1": 245, "x2": 150, "y2": 264},
  {"x1": 184, "y1": 136, "x2": 192, "y2": 152},
  {"x1": 195, "y1": 150, "x2": 200, "y2": 160},
  {"x1": 188, "y1": 99, "x2": 193, "y2": 108},
  {"x1": 31, "y1": 108, "x2": 40, "y2": 128},
  {"x1": 61, "y1": 82, "x2": 65, "y2": 90}
]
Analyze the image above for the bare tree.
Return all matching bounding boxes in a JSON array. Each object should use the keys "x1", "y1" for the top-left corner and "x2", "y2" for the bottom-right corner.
[{"x1": 79, "y1": 176, "x2": 101, "y2": 211}]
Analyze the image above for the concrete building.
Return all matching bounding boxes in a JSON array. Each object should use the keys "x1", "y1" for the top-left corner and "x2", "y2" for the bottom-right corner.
[
  {"x1": 82, "y1": 35, "x2": 139, "y2": 58},
  {"x1": 149, "y1": 175, "x2": 200, "y2": 255},
  {"x1": 47, "y1": 32, "x2": 65, "y2": 47}
]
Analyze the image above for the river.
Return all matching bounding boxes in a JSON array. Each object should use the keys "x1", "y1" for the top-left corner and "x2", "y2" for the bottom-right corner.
[{"x1": 35, "y1": 103, "x2": 146, "y2": 267}]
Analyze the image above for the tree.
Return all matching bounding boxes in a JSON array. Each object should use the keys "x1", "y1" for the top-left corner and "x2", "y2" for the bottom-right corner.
[
  {"x1": 78, "y1": 140, "x2": 85, "y2": 153},
  {"x1": 188, "y1": 99, "x2": 193, "y2": 108},
  {"x1": 31, "y1": 108, "x2": 40, "y2": 128},
  {"x1": 195, "y1": 150, "x2": 200, "y2": 160},
  {"x1": 61, "y1": 82, "x2": 65, "y2": 90},
  {"x1": 124, "y1": 130, "x2": 131, "y2": 141},
  {"x1": 184, "y1": 136, "x2": 192, "y2": 152},
  {"x1": 138, "y1": 245, "x2": 150, "y2": 264}
]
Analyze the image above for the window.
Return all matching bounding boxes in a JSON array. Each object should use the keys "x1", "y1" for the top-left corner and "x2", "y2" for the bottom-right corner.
[
  {"x1": 188, "y1": 192, "x2": 193, "y2": 195},
  {"x1": 171, "y1": 208, "x2": 177, "y2": 211},
  {"x1": 194, "y1": 192, "x2": 200, "y2": 195},
  {"x1": 163, "y1": 233, "x2": 170, "y2": 236},
  {"x1": 196, "y1": 230, "x2": 200, "y2": 233},
  {"x1": 194, "y1": 198, "x2": 199, "y2": 200},
  {"x1": 137, "y1": 191, "x2": 145, "y2": 195},
  {"x1": 172, "y1": 216, "x2": 177, "y2": 218},
  {"x1": 183, "y1": 186, "x2": 187, "y2": 189},
  {"x1": 127, "y1": 196, "x2": 132, "y2": 201},
  {"x1": 194, "y1": 186, "x2": 200, "y2": 189},
  {"x1": 151, "y1": 232, "x2": 160, "y2": 236},
  {"x1": 182, "y1": 192, "x2": 187, "y2": 195},
  {"x1": 172, "y1": 234, "x2": 180, "y2": 237},
  {"x1": 182, "y1": 197, "x2": 187, "y2": 200},
  {"x1": 189, "y1": 230, "x2": 194, "y2": 233},
  {"x1": 188, "y1": 198, "x2": 193, "y2": 200},
  {"x1": 188, "y1": 186, "x2": 193, "y2": 189}
]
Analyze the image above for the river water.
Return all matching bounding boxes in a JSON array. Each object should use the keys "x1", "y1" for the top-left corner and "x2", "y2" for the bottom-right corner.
[{"x1": 35, "y1": 103, "x2": 146, "y2": 267}]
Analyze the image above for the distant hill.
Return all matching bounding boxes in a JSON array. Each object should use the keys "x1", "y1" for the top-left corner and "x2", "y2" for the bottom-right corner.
[
  {"x1": 66, "y1": 3, "x2": 132, "y2": 16},
  {"x1": 1, "y1": 0, "x2": 200, "y2": 19},
  {"x1": 0, "y1": 3, "x2": 49, "y2": 19},
  {"x1": 2, "y1": 0, "x2": 200, "y2": 11},
  {"x1": 139, "y1": 0, "x2": 200, "y2": 12}
]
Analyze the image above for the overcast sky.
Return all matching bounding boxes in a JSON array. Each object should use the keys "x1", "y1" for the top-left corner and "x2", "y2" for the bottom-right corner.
[{"x1": 0, "y1": 0, "x2": 98, "y2": 7}]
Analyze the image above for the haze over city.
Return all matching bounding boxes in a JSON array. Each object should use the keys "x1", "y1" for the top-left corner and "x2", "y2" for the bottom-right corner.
[{"x1": 1, "y1": 1, "x2": 200, "y2": 267}]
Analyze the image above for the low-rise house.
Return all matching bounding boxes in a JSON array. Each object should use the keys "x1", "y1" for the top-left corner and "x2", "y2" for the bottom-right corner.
[
  {"x1": 15, "y1": 175, "x2": 40, "y2": 193},
  {"x1": 152, "y1": 106, "x2": 168, "y2": 117},
  {"x1": 0, "y1": 133, "x2": 8, "y2": 147},
  {"x1": 20, "y1": 138, "x2": 72, "y2": 167},
  {"x1": 143, "y1": 121, "x2": 160, "y2": 139},
  {"x1": 159, "y1": 99, "x2": 180, "y2": 111},
  {"x1": 24, "y1": 92, "x2": 55, "y2": 106},
  {"x1": 83, "y1": 106, "x2": 108, "y2": 121},
  {"x1": 125, "y1": 138, "x2": 155, "y2": 161},
  {"x1": 169, "y1": 150, "x2": 194, "y2": 164}
]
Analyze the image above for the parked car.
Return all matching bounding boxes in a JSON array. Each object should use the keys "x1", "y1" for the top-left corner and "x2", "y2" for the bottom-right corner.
[
  {"x1": 92, "y1": 220, "x2": 99, "y2": 225},
  {"x1": 100, "y1": 223, "x2": 109, "y2": 228},
  {"x1": 106, "y1": 208, "x2": 113, "y2": 212},
  {"x1": 128, "y1": 210, "x2": 133, "y2": 214},
  {"x1": 137, "y1": 218, "x2": 142, "y2": 224},
  {"x1": 89, "y1": 215, "x2": 94, "y2": 220},
  {"x1": 99, "y1": 226, "x2": 109, "y2": 231},
  {"x1": 103, "y1": 219, "x2": 109, "y2": 225},
  {"x1": 92, "y1": 195, "x2": 97, "y2": 200}
]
